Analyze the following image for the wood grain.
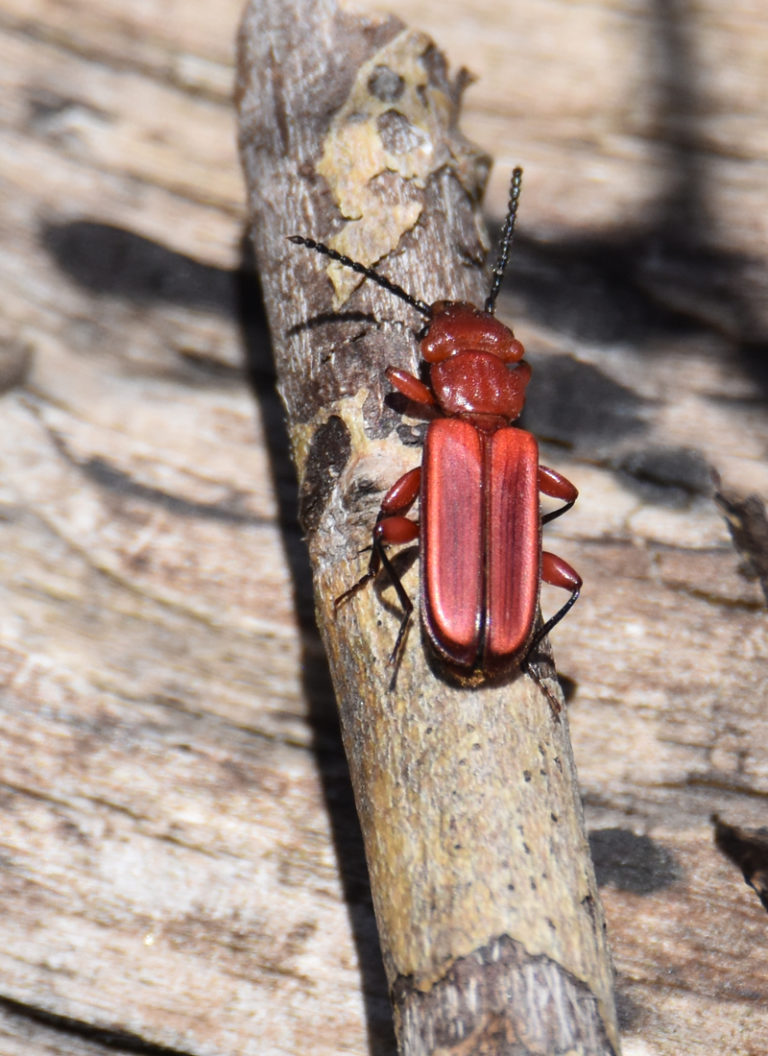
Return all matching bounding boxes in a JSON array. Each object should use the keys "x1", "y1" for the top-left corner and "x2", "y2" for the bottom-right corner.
[{"x1": 1, "y1": 0, "x2": 767, "y2": 1054}]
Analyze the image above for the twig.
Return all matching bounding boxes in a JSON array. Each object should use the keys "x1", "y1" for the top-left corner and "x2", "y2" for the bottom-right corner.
[{"x1": 237, "y1": 1, "x2": 620, "y2": 1051}]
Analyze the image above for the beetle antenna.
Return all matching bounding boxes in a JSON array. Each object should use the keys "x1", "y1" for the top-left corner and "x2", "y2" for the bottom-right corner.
[
  {"x1": 288, "y1": 236, "x2": 432, "y2": 318},
  {"x1": 484, "y1": 167, "x2": 523, "y2": 315}
]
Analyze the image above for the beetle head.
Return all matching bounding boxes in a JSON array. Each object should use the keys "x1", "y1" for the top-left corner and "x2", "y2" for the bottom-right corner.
[{"x1": 421, "y1": 302, "x2": 525, "y2": 364}]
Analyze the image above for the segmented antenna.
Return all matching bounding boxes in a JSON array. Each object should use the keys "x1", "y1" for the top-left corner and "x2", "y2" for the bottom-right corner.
[
  {"x1": 288, "y1": 236, "x2": 432, "y2": 318},
  {"x1": 484, "y1": 167, "x2": 523, "y2": 315}
]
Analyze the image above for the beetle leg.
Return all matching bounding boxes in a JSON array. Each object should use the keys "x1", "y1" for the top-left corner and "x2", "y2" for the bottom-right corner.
[
  {"x1": 539, "y1": 465, "x2": 578, "y2": 524},
  {"x1": 372, "y1": 529, "x2": 416, "y2": 673},
  {"x1": 372, "y1": 513, "x2": 420, "y2": 678},
  {"x1": 524, "y1": 551, "x2": 582, "y2": 659},
  {"x1": 334, "y1": 513, "x2": 418, "y2": 599},
  {"x1": 380, "y1": 466, "x2": 421, "y2": 514},
  {"x1": 334, "y1": 465, "x2": 421, "y2": 609},
  {"x1": 335, "y1": 513, "x2": 419, "y2": 686},
  {"x1": 334, "y1": 555, "x2": 379, "y2": 609},
  {"x1": 386, "y1": 366, "x2": 436, "y2": 408}
]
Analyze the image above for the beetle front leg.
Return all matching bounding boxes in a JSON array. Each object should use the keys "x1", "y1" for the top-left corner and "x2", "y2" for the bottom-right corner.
[
  {"x1": 539, "y1": 465, "x2": 578, "y2": 524},
  {"x1": 385, "y1": 366, "x2": 436, "y2": 410}
]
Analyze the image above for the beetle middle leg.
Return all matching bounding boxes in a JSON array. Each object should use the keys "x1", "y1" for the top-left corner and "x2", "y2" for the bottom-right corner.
[
  {"x1": 335, "y1": 467, "x2": 421, "y2": 668},
  {"x1": 539, "y1": 464, "x2": 578, "y2": 524}
]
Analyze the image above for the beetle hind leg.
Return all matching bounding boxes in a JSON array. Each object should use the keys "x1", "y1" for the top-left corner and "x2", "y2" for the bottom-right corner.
[
  {"x1": 373, "y1": 536, "x2": 415, "y2": 683},
  {"x1": 523, "y1": 550, "x2": 582, "y2": 663},
  {"x1": 334, "y1": 513, "x2": 419, "y2": 607},
  {"x1": 334, "y1": 565, "x2": 378, "y2": 609},
  {"x1": 334, "y1": 516, "x2": 418, "y2": 689},
  {"x1": 334, "y1": 467, "x2": 422, "y2": 682}
]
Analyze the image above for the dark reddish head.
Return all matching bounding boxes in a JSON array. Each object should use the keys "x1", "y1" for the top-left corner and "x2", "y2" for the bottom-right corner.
[
  {"x1": 421, "y1": 302, "x2": 526, "y2": 364},
  {"x1": 421, "y1": 302, "x2": 531, "y2": 430}
]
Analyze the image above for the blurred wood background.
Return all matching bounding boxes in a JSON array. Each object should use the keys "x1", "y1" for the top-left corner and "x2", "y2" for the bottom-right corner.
[{"x1": 1, "y1": 1, "x2": 767, "y2": 1055}]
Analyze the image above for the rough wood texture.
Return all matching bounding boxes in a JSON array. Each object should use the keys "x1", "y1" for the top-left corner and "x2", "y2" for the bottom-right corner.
[
  {"x1": 1, "y1": 0, "x2": 768, "y2": 1055},
  {"x1": 237, "y1": 2, "x2": 619, "y2": 1054}
]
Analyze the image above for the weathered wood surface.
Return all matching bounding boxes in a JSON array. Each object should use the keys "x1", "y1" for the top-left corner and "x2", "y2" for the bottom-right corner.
[{"x1": 0, "y1": 1, "x2": 767, "y2": 1055}]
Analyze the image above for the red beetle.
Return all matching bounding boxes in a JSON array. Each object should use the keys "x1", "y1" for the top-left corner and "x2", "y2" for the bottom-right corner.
[{"x1": 290, "y1": 168, "x2": 581, "y2": 683}]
